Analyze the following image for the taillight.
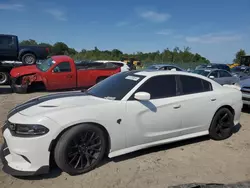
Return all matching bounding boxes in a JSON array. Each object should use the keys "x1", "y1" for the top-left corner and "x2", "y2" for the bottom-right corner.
[{"x1": 45, "y1": 48, "x2": 49, "y2": 53}]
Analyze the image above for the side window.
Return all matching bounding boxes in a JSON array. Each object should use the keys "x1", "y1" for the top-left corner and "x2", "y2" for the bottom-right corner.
[
  {"x1": 219, "y1": 70, "x2": 232, "y2": 77},
  {"x1": 180, "y1": 75, "x2": 211, "y2": 95},
  {"x1": 53, "y1": 62, "x2": 71, "y2": 73},
  {"x1": 202, "y1": 80, "x2": 213, "y2": 92},
  {"x1": 0, "y1": 36, "x2": 14, "y2": 49},
  {"x1": 209, "y1": 71, "x2": 219, "y2": 78},
  {"x1": 134, "y1": 75, "x2": 177, "y2": 99}
]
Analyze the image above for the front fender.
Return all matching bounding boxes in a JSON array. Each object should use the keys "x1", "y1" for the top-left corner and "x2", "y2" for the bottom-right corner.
[{"x1": 47, "y1": 105, "x2": 127, "y2": 154}]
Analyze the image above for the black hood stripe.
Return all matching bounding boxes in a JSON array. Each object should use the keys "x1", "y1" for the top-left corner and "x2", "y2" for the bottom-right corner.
[{"x1": 7, "y1": 92, "x2": 86, "y2": 119}]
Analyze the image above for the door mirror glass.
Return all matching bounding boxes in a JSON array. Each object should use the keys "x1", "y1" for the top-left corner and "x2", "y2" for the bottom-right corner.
[
  {"x1": 134, "y1": 92, "x2": 151, "y2": 101},
  {"x1": 209, "y1": 75, "x2": 215, "y2": 79}
]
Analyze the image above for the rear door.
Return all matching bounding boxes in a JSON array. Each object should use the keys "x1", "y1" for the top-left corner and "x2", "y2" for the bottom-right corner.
[
  {"x1": 0, "y1": 35, "x2": 17, "y2": 60},
  {"x1": 177, "y1": 75, "x2": 216, "y2": 135},
  {"x1": 47, "y1": 62, "x2": 77, "y2": 90}
]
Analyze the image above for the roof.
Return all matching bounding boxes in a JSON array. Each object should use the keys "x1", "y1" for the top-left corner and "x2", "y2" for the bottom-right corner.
[
  {"x1": 51, "y1": 55, "x2": 73, "y2": 62},
  {"x1": 134, "y1": 69, "x2": 212, "y2": 80}
]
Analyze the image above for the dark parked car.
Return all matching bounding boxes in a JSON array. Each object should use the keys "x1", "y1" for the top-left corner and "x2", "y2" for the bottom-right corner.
[
  {"x1": 231, "y1": 66, "x2": 250, "y2": 80},
  {"x1": 0, "y1": 34, "x2": 49, "y2": 65},
  {"x1": 195, "y1": 63, "x2": 231, "y2": 72},
  {"x1": 193, "y1": 68, "x2": 239, "y2": 85}
]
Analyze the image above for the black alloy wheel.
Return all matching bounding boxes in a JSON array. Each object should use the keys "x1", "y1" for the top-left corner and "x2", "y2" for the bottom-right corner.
[
  {"x1": 54, "y1": 124, "x2": 107, "y2": 175},
  {"x1": 209, "y1": 108, "x2": 234, "y2": 140},
  {"x1": 66, "y1": 131, "x2": 102, "y2": 170}
]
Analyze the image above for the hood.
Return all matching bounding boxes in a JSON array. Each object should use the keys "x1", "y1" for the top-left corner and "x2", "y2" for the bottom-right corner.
[
  {"x1": 10, "y1": 65, "x2": 40, "y2": 78},
  {"x1": 7, "y1": 91, "x2": 111, "y2": 117},
  {"x1": 239, "y1": 78, "x2": 250, "y2": 88}
]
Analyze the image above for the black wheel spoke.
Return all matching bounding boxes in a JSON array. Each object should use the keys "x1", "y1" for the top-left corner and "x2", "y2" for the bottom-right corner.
[
  {"x1": 88, "y1": 142, "x2": 101, "y2": 149},
  {"x1": 66, "y1": 130, "x2": 103, "y2": 170},
  {"x1": 74, "y1": 155, "x2": 82, "y2": 169},
  {"x1": 81, "y1": 132, "x2": 88, "y2": 143},
  {"x1": 221, "y1": 113, "x2": 228, "y2": 122},
  {"x1": 68, "y1": 151, "x2": 78, "y2": 158},
  {"x1": 69, "y1": 153, "x2": 78, "y2": 165},
  {"x1": 85, "y1": 153, "x2": 91, "y2": 167}
]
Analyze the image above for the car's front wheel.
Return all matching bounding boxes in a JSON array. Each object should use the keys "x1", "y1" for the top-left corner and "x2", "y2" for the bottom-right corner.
[
  {"x1": 54, "y1": 124, "x2": 107, "y2": 175},
  {"x1": 209, "y1": 108, "x2": 234, "y2": 140}
]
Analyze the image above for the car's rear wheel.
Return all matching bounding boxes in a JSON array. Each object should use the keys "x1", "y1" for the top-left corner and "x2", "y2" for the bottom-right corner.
[
  {"x1": 22, "y1": 53, "x2": 36, "y2": 65},
  {"x1": 0, "y1": 72, "x2": 9, "y2": 85},
  {"x1": 54, "y1": 124, "x2": 107, "y2": 175},
  {"x1": 209, "y1": 108, "x2": 234, "y2": 140}
]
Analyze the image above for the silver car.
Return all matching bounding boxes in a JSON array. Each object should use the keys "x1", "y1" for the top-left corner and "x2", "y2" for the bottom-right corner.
[
  {"x1": 193, "y1": 68, "x2": 240, "y2": 85},
  {"x1": 146, "y1": 64, "x2": 184, "y2": 71},
  {"x1": 239, "y1": 78, "x2": 250, "y2": 105}
]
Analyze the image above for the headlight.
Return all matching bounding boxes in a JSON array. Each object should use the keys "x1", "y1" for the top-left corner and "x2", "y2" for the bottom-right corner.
[{"x1": 8, "y1": 123, "x2": 49, "y2": 137}]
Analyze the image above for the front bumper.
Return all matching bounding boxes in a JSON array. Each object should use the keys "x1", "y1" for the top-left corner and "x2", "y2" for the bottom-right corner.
[
  {"x1": 1, "y1": 140, "x2": 49, "y2": 176},
  {"x1": 0, "y1": 117, "x2": 57, "y2": 176},
  {"x1": 242, "y1": 92, "x2": 250, "y2": 105},
  {"x1": 10, "y1": 77, "x2": 28, "y2": 94}
]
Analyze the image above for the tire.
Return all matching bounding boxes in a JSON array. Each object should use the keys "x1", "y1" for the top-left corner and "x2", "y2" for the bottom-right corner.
[
  {"x1": 209, "y1": 108, "x2": 234, "y2": 140},
  {"x1": 21, "y1": 53, "x2": 36, "y2": 65},
  {"x1": 0, "y1": 72, "x2": 9, "y2": 85},
  {"x1": 54, "y1": 124, "x2": 107, "y2": 175}
]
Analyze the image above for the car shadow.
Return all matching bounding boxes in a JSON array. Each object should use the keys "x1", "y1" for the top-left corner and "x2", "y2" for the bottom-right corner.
[{"x1": 242, "y1": 105, "x2": 250, "y2": 114}]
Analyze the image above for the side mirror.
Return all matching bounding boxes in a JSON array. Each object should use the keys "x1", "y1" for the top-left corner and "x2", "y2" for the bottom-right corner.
[
  {"x1": 209, "y1": 76, "x2": 215, "y2": 79},
  {"x1": 134, "y1": 92, "x2": 151, "y2": 101}
]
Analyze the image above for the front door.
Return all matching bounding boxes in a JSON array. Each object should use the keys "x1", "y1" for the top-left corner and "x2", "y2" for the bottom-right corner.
[
  {"x1": 217, "y1": 70, "x2": 234, "y2": 85},
  {"x1": 125, "y1": 75, "x2": 182, "y2": 147},
  {"x1": 47, "y1": 62, "x2": 76, "y2": 90}
]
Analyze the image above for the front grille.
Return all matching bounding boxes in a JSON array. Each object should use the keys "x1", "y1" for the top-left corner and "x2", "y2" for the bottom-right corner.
[{"x1": 242, "y1": 97, "x2": 250, "y2": 101}]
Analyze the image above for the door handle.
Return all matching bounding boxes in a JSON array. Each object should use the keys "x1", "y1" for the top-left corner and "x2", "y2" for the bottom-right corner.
[
  {"x1": 173, "y1": 104, "x2": 181, "y2": 109},
  {"x1": 66, "y1": 75, "x2": 73, "y2": 78},
  {"x1": 211, "y1": 98, "x2": 216, "y2": 101}
]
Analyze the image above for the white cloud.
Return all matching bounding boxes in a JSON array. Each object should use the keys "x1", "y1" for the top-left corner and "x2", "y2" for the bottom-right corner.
[
  {"x1": 185, "y1": 33, "x2": 241, "y2": 44},
  {"x1": 138, "y1": 10, "x2": 171, "y2": 23},
  {"x1": 46, "y1": 9, "x2": 67, "y2": 21},
  {"x1": 156, "y1": 29, "x2": 173, "y2": 35},
  {"x1": 0, "y1": 3, "x2": 24, "y2": 11},
  {"x1": 116, "y1": 21, "x2": 130, "y2": 27}
]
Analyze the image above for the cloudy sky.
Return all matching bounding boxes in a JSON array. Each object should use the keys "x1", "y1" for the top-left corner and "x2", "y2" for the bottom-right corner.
[{"x1": 1, "y1": 0, "x2": 250, "y2": 63}]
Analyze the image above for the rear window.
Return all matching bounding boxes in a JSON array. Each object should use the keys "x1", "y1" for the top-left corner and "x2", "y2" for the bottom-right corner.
[{"x1": 179, "y1": 75, "x2": 212, "y2": 95}]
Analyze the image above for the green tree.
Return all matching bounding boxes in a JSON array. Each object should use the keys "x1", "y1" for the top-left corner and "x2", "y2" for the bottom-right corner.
[
  {"x1": 52, "y1": 42, "x2": 69, "y2": 55},
  {"x1": 233, "y1": 49, "x2": 246, "y2": 64},
  {"x1": 19, "y1": 39, "x2": 38, "y2": 45}
]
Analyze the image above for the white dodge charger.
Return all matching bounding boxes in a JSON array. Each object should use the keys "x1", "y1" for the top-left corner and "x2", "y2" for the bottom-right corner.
[{"x1": 1, "y1": 70, "x2": 243, "y2": 176}]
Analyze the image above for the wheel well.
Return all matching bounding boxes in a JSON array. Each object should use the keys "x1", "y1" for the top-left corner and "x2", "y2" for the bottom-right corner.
[
  {"x1": 49, "y1": 122, "x2": 111, "y2": 166},
  {"x1": 216, "y1": 105, "x2": 235, "y2": 116},
  {"x1": 28, "y1": 81, "x2": 46, "y2": 92},
  {"x1": 20, "y1": 51, "x2": 36, "y2": 60}
]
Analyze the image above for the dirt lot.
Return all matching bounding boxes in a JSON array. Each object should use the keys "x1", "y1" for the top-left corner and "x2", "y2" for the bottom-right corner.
[{"x1": 0, "y1": 86, "x2": 250, "y2": 188}]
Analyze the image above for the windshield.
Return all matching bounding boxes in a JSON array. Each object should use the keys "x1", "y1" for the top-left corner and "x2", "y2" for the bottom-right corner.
[
  {"x1": 193, "y1": 69, "x2": 211, "y2": 76},
  {"x1": 36, "y1": 58, "x2": 55, "y2": 72},
  {"x1": 86, "y1": 71, "x2": 145, "y2": 100},
  {"x1": 231, "y1": 67, "x2": 246, "y2": 73}
]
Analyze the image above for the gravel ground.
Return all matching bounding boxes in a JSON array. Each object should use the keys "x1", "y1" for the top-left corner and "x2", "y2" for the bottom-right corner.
[{"x1": 0, "y1": 86, "x2": 250, "y2": 188}]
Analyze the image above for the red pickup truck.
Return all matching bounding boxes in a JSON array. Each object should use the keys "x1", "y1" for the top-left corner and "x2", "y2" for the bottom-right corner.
[{"x1": 10, "y1": 55, "x2": 121, "y2": 93}]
